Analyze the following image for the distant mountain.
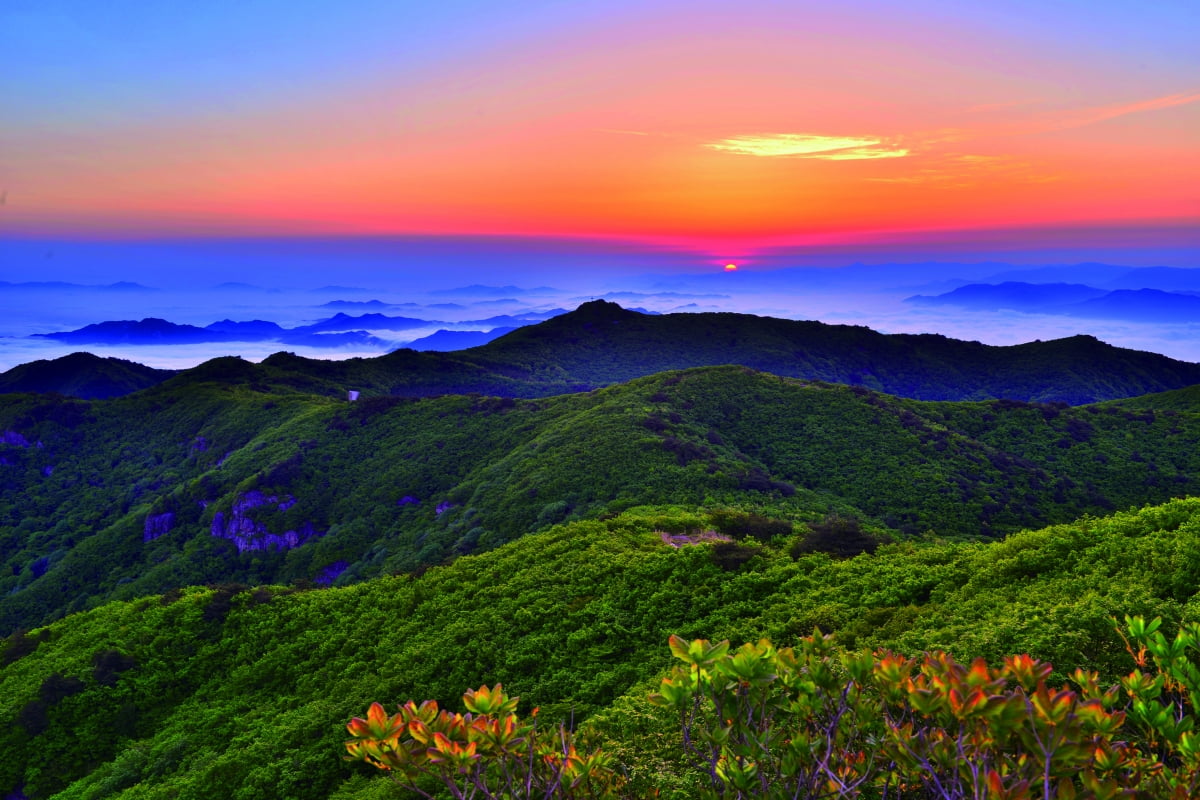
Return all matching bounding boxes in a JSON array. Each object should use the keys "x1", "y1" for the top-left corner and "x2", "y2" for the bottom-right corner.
[
  {"x1": 282, "y1": 330, "x2": 392, "y2": 348},
  {"x1": 205, "y1": 319, "x2": 286, "y2": 337},
  {"x1": 14, "y1": 301, "x2": 1200, "y2": 403},
  {"x1": 907, "y1": 283, "x2": 1200, "y2": 322},
  {"x1": 1061, "y1": 288, "x2": 1200, "y2": 323},
  {"x1": 405, "y1": 327, "x2": 518, "y2": 351},
  {"x1": 1102, "y1": 267, "x2": 1200, "y2": 292},
  {"x1": 972, "y1": 265, "x2": 1200, "y2": 292},
  {"x1": 459, "y1": 309, "x2": 568, "y2": 326},
  {"x1": 0, "y1": 280, "x2": 158, "y2": 292},
  {"x1": 0, "y1": 352, "x2": 175, "y2": 398},
  {"x1": 167, "y1": 300, "x2": 1200, "y2": 404},
  {"x1": 648, "y1": 262, "x2": 1067, "y2": 294},
  {"x1": 981, "y1": 264, "x2": 1135, "y2": 286},
  {"x1": 289, "y1": 312, "x2": 433, "y2": 334},
  {"x1": 317, "y1": 299, "x2": 396, "y2": 310},
  {"x1": 905, "y1": 282, "x2": 1108, "y2": 310},
  {"x1": 29, "y1": 314, "x2": 432, "y2": 348},
  {"x1": 33, "y1": 318, "x2": 223, "y2": 345}
]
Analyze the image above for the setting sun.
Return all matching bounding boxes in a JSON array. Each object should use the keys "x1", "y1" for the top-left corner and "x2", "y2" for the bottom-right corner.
[{"x1": 724, "y1": 264, "x2": 739, "y2": 271}]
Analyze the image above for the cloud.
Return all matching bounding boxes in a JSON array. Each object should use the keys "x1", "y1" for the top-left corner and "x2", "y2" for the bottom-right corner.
[
  {"x1": 705, "y1": 134, "x2": 908, "y2": 160},
  {"x1": 964, "y1": 100, "x2": 1043, "y2": 113},
  {"x1": 867, "y1": 153, "x2": 1060, "y2": 186},
  {"x1": 1051, "y1": 89, "x2": 1200, "y2": 130}
]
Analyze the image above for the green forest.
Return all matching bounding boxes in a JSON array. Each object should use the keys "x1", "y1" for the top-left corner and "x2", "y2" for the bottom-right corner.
[{"x1": 3, "y1": 306, "x2": 1200, "y2": 798}]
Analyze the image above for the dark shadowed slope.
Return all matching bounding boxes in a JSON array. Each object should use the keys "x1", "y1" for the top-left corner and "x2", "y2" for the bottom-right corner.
[
  {"x1": 905, "y1": 282, "x2": 1107, "y2": 310},
  {"x1": 9, "y1": 301, "x2": 1200, "y2": 403},
  {"x1": 234, "y1": 300, "x2": 1200, "y2": 404},
  {"x1": 0, "y1": 353, "x2": 177, "y2": 399},
  {"x1": 5, "y1": 363, "x2": 1200, "y2": 633}
]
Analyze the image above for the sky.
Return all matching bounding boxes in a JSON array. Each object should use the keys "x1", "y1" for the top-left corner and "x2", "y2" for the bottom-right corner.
[
  {"x1": 3, "y1": 0, "x2": 1197, "y2": 248},
  {"x1": 1, "y1": 0, "x2": 1198, "y2": 368}
]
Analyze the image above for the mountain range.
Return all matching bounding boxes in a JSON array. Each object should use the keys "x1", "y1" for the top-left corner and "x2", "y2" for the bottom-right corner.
[
  {"x1": 3, "y1": 355, "x2": 1199, "y2": 636},
  {"x1": 28, "y1": 308, "x2": 567, "y2": 350},
  {"x1": 3, "y1": 297, "x2": 1200, "y2": 798},
  {"x1": 907, "y1": 282, "x2": 1200, "y2": 323},
  {"x1": 8, "y1": 300, "x2": 1200, "y2": 403}
]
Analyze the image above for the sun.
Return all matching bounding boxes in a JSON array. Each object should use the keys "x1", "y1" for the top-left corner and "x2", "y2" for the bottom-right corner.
[{"x1": 724, "y1": 263, "x2": 739, "y2": 271}]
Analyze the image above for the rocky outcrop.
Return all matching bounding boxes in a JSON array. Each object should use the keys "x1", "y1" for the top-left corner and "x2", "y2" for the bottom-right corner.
[
  {"x1": 143, "y1": 512, "x2": 175, "y2": 542},
  {"x1": 315, "y1": 560, "x2": 349, "y2": 585},
  {"x1": 1, "y1": 431, "x2": 30, "y2": 448},
  {"x1": 209, "y1": 490, "x2": 321, "y2": 553}
]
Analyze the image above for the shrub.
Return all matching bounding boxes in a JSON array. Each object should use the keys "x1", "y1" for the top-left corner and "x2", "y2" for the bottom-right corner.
[
  {"x1": 651, "y1": 618, "x2": 1200, "y2": 799},
  {"x1": 791, "y1": 514, "x2": 880, "y2": 559},
  {"x1": 708, "y1": 542, "x2": 760, "y2": 572},
  {"x1": 344, "y1": 684, "x2": 624, "y2": 799},
  {"x1": 708, "y1": 510, "x2": 793, "y2": 542}
]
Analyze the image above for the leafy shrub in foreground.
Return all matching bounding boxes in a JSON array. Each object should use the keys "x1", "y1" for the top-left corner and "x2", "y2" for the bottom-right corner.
[
  {"x1": 650, "y1": 619, "x2": 1200, "y2": 799},
  {"x1": 345, "y1": 684, "x2": 625, "y2": 799},
  {"x1": 347, "y1": 610, "x2": 1200, "y2": 799}
]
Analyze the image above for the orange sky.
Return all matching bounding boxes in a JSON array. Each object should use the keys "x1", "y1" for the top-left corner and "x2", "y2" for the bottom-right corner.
[{"x1": 2, "y1": 1, "x2": 1196, "y2": 252}]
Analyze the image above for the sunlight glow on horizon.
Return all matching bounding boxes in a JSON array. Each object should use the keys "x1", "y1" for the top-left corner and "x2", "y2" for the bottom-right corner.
[{"x1": 1, "y1": 1, "x2": 1196, "y2": 252}]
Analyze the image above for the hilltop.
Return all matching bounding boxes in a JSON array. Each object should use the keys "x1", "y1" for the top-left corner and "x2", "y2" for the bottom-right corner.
[
  {"x1": 4, "y1": 364, "x2": 1200, "y2": 633},
  {"x1": 0, "y1": 352, "x2": 176, "y2": 399},
  {"x1": 4, "y1": 496, "x2": 1200, "y2": 798},
  {"x1": 9, "y1": 301, "x2": 1200, "y2": 403}
]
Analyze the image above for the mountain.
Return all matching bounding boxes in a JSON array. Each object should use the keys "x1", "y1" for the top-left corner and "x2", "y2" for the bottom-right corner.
[
  {"x1": 908, "y1": 284, "x2": 1200, "y2": 323},
  {"x1": 456, "y1": 309, "x2": 568, "y2": 327},
  {"x1": 0, "y1": 280, "x2": 158, "y2": 292},
  {"x1": 288, "y1": 312, "x2": 433, "y2": 334},
  {"x1": 27, "y1": 315, "x2": 422, "y2": 350},
  {"x1": 3, "y1": 493, "x2": 1200, "y2": 799},
  {"x1": 0, "y1": 353, "x2": 176, "y2": 399},
  {"x1": 405, "y1": 327, "x2": 517, "y2": 351},
  {"x1": 32, "y1": 318, "x2": 224, "y2": 345},
  {"x1": 316, "y1": 299, "x2": 396, "y2": 310},
  {"x1": 268, "y1": 299, "x2": 1199, "y2": 404},
  {"x1": 4, "y1": 363, "x2": 1200, "y2": 635},
  {"x1": 981, "y1": 263, "x2": 1135, "y2": 286},
  {"x1": 13, "y1": 301, "x2": 1200, "y2": 402},
  {"x1": 1060, "y1": 288, "x2": 1200, "y2": 323},
  {"x1": 1102, "y1": 266, "x2": 1200, "y2": 292},
  {"x1": 205, "y1": 319, "x2": 286, "y2": 337},
  {"x1": 905, "y1": 282, "x2": 1107, "y2": 310}
]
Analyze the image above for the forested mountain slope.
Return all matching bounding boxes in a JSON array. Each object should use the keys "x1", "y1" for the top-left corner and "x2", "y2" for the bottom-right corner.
[
  {"x1": 0, "y1": 353, "x2": 176, "y2": 399},
  {"x1": 188, "y1": 301, "x2": 1200, "y2": 402},
  {"x1": 3, "y1": 364, "x2": 1200, "y2": 634},
  {"x1": 9, "y1": 301, "x2": 1200, "y2": 402},
  {"x1": 3, "y1": 497, "x2": 1200, "y2": 799}
]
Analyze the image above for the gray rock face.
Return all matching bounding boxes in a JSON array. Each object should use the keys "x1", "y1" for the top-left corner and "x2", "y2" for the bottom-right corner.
[
  {"x1": 209, "y1": 490, "x2": 322, "y2": 553},
  {"x1": 315, "y1": 560, "x2": 349, "y2": 585},
  {"x1": 143, "y1": 512, "x2": 175, "y2": 542},
  {"x1": 1, "y1": 431, "x2": 30, "y2": 448}
]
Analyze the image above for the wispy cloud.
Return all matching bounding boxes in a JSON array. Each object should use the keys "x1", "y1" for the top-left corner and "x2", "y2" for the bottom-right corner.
[
  {"x1": 868, "y1": 154, "x2": 1060, "y2": 186},
  {"x1": 705, "y1": 134, "x2": 908, "y2": 160},
  {"x1": 1047, "y1": 89, "x2": 1200, "y2": 131},
  {"x1": 964, "y1": 100, "x2": 1043, "y2": 113}
]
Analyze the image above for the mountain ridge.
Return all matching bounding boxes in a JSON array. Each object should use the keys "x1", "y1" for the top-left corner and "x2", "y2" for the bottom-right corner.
[{"x1": 9, "y1": 300, "x2": 1199, "y2": 403}]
